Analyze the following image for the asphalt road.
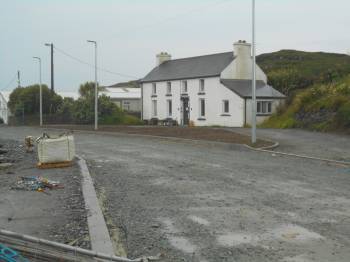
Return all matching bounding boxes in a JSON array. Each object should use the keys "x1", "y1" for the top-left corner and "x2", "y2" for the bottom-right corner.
[{"x1": 1, "y1": 126, "x2": 350, "y2": 262}]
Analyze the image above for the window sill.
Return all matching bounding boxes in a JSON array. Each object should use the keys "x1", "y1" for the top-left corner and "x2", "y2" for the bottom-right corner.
[
  {"x1": 151, "y1": 94, "x2": 157, "y2": 98},
  {"x1": 197, "y1": 118, "x2": 206, "y2": 121},
  {"x1": 220, "y1": 114, "x2": 231, "y2": 116},
  {"x1": 198, "y1": 92, "x2": 205, "y2": 95},
  {"x1": 256, "y1": 113, "x2": 272, "y2": 116},
  {"x1": 165, "y1": 94, "x2": 172, "y2": 97},
  {"x1": 180, "y1": 93, "x2": 188, "y2": 96}
]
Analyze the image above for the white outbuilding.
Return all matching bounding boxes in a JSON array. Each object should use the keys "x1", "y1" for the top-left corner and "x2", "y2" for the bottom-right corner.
[
  {"x1": 0, "y1": 91, "x2": 11, "y2": 124},
  {"x1": 140, "y1": 41, "x2": 285, "y2": 127}
]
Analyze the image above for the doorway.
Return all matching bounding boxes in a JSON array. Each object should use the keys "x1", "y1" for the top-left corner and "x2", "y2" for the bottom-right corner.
[{"x1": 181, "y1": 97, "x2": 190, "y2": 125}]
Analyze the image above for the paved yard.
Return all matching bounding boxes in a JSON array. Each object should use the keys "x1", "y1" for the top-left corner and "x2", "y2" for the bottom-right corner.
[{"x1": 0, "y1": 126, "x2": 349, "y2": 262}]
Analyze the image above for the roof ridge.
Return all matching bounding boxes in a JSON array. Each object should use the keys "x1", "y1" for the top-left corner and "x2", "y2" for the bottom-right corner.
[{"x1": 166, "y1": 51, "x2": 232, "y2": 63}]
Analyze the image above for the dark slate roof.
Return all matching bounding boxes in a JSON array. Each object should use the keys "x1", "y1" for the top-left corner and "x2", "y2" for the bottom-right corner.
[
  {"x1": 221, "y1": 79, "x2": 286, "y2": 99},
  {"x1": 141, "y1": 52, "x2": 234, "y2": 83}
]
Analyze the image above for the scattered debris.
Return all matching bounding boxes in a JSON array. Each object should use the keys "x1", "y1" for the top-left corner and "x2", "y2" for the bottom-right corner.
[
  {"x1": 24, "y1": 136, "x2": 34, "y2": 153},
  {"x1": 0, "y1": 243, "x2": 29, "y2": 262},
  {"x1": 11, "y1": 176, "x2": 64, "y2": 193}
]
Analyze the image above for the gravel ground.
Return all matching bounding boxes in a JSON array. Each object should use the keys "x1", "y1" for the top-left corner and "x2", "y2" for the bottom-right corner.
[
  {"x1": 0, "y1": 138, "x2": 90, "y2": 250},
  {"x1": 1, "y1": 126, "x2": 350, "y2": 262},
  {"x1": 229, "y1": 128, "x2": 350, "y2": 161}
]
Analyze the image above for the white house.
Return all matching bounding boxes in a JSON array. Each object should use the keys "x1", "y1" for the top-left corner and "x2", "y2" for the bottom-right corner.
[
  {"x1": 140, "y1": 40, "x2": 285, "y2": 127},
  {"x1": 0, "y1": 91, "x2": 11, "y2": 124},
  {"x1": 101, "y1": 81, "x2": 141, "y2": 113}
]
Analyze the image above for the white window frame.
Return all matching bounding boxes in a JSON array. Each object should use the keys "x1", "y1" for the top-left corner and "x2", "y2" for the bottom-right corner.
[
  {"x1": 152, "y1": 100, "x2": 157, "y2": 117},
  {"x1": 199, "y1": 79, "x2": 205, "y2": 92},
  {"x1": 222, "y1": 100, "x2": 229, "y2": 114},
  {"x1": 167, "y1": 82, "x2": 172, "y2": 94},
  {"x1": 257, "y1": 100, "x2": 272, "y2": 115},
  {"x1": 181, "y1": 80, "x2": 188, "y2": 94},
  {"x1": 167, "y1": 99, "x2": 172, "y2": 117},
  {"x1": 152, "y1": 83, "x2": 157, "y2": 95},
  {"x1": 199, "y1": 98, "x2": 205, "y2": 117}
]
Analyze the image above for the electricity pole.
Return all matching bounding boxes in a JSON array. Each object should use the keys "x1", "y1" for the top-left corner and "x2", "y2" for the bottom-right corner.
[
  {"x1": 45, "y1": 43, "x2": 54, "y2": 92},
  {"x1": 33, "y1": 57, "x2": 43, "y2": 127},
  {"x1": 87, "y1": 40, "x2": 98, "y2": 130},
  {"x1": 251, "y1": 0, "x2": 257, "y2": 144}
]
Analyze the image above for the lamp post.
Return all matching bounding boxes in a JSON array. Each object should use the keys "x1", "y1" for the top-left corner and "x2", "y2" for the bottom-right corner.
[
  {"x1": 87, "y1": 40, "x2": 98, "y2": 130},
  {"x1": 33, "y1": 56, "x2": 43, "y2": 127},
  {"x1": 45, "y1": 43, "x2": 54, "y2": 92},
  {"x1": 251, "y1": 0, "x2": 257, "y2": 144}
]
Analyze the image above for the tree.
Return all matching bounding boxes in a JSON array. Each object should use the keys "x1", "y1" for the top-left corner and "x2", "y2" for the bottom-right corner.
[{"x1": 8, "y1": 84, "x2": 63, "y2": 116}]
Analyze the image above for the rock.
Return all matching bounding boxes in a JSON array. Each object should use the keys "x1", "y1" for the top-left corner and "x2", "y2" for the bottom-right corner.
[{"x1": 0, "y1": 163, "x2": 13, "y2": 169}]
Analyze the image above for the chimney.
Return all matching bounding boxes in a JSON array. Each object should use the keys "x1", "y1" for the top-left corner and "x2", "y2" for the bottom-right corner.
[
  {"x1": 234, "y1": 40, "x2": 251, "y2": 60},
  {"x1": 233, "y1": 40, "x2": 252, "y2": 79},
  {"x1": 156, "y1": 52, "x2": 171, "y2": 66}
]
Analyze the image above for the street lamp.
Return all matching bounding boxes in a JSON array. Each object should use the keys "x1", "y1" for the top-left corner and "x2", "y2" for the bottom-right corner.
[
  {"x1": 87, "y1": 40, "x2": 98, "y2": 130},
  {"x1": 251, "y1": 0, "x2": 257, "y2": 144},
  {"x1": 45, "y1": 43, "x2": 54, "y2": 92},
  {"x1": 33, "y1": 56, "x2": 43, "y2": 127}
]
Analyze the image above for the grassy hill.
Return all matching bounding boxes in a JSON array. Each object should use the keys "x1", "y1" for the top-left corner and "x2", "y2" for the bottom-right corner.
[
  {"x1": 257, "y1": 50, "x2": 350, "y2": 95},
  {"x1": 257, "y1": 50, "x2": 350, "y2": 132}
]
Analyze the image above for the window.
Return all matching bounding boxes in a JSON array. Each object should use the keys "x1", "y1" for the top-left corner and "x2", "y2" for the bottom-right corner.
[
  {"x1": 123, "y1": 101, "x2": 130, "y2": 111},
  {"x1": 223, "y1": 100, "x2": 229, "y2": 114},
  {"x1": 167, "y1": 100, "x2": 172, "y2": 117},
  {"x1": 199, "y1": 79, "x2": 205, "y2": 92},
  {"x1": 167, "y1": 82, "x2": 172, "y2": 94},
  {"x1": 182, "y1": 80, "x2": 188, "y2": 93},
  {"x1": 199, "y1": 98, "x2": 205, "y2": 117},
  {"x1": 152, "y1": 100, "x2": 157, "y2": 117},
  {"x1": 257, "y1": 101, "x2": 272, "y2": 114},
  {"x1": 152, "y1": 83, "x2": 157, "y2": 95}
]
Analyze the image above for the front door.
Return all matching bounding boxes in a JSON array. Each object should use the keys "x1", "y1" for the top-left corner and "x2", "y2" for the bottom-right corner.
[{"x1": 182, "y1": 97, "x2": 190, "y2": 125}]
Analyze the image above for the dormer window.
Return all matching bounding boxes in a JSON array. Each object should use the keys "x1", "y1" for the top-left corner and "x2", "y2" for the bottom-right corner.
[
  {"x1": 152, "y1": 83, "x2": 157, "y2": 95},
  {"x1": 182, "y1": 80, "x2": 188, "y2": 94}
]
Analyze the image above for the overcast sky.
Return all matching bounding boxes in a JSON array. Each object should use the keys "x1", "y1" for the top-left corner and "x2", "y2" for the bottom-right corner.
[{"x1": 1, "y1": 0, "x2": 349, "y2": 92}]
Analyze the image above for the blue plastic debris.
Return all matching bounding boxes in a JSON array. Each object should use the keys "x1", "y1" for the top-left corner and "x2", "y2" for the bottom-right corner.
[{"x1": 0, "y1": 243, "x2": 29, "y2": 262}]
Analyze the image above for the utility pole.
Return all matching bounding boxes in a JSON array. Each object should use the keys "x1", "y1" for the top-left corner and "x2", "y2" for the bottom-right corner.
[
  {"x1": 33, "y1": 57, "x2": 43, "y2": 127},
  {"x1": 87, "y1": 40, "x2": 98, "y2": 130},
  {"x1": 17, "y1": 70, "x2": 21, "y2": 88},
  {"x1": 251, "y1": 0, "x2": 257, "y2": 144},
  {"x1": 45, "y1": 43, "x2": 54, "y2": 92}
]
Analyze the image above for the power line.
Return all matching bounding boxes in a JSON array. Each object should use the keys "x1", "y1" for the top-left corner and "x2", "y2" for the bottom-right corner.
[
  {"x1": 1, "y1": 73, "x2": 18, "y2": 91},
  {"x1": 53, "y1": 46, "x2": 139, "y2": 79}
]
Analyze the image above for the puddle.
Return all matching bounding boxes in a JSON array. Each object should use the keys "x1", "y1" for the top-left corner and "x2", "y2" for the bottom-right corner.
[
  {"x1": 217, "y1": 233, "x2": 256, "y2": 247},
  {"x1": 188, "y1": 215, "x2": 210, "y2": 226},
  {"x1": 270, "y1": 224, "x2": 324, "y2": 242},
  {"x1": 168, "y1": 236, "x2": 196, "y2": 254}
]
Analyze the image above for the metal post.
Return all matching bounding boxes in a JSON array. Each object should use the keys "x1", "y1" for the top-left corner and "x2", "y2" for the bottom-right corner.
[
  {"x1": 33, "y1": 57, "x2": 43, "y2": 127},
  {"x1": 251, "y1": 0, "x2": 257, "y2": 144},
  {"x1": 87, "y1": 40, "x2": 98, "y2": 130},
  {"x1": 45, "y1": 43, "x2": 54, "y2": 92}
]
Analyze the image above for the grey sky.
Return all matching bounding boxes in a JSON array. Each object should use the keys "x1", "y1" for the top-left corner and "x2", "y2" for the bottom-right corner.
[{"x1": 1, "y1": 0, "x2": 349, "y2": 92}]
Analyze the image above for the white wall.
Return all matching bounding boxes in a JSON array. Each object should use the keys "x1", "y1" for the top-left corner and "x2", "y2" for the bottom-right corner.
[
  {"x1": 142, "y1": 77, "x2": 245, "y2": 127},
  {"x1": 245, "y1": 98, "x2": 285, "y2": 125}
]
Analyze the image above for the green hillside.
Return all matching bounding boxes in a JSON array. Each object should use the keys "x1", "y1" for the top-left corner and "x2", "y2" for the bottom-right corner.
[
  {"x1": 257, "y1": 50, "x2": 350, "y2": 95},
  {"x1": 257, "y1": 50, "x2": 350, "y2": 132}
]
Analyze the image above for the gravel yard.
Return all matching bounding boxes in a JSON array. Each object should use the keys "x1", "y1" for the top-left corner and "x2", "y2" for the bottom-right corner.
[
  {"x1": 1, "y1": 126, "x2": 350, "y2": 262},
  {"x1": 0, "y1": 138, "x2": 90, "y2": 250}
]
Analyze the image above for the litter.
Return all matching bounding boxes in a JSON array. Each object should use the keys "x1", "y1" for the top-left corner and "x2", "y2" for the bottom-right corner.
[
  {"x1": 11, "y1": 176, "x2": 64, "y2": 193},
  {"x1": 24, "y1": 136, "x2": 34, "y2": 153},
  {"x1": 0, "y1": 243, "x2": 29, "y2": 262}
]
